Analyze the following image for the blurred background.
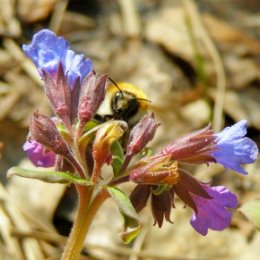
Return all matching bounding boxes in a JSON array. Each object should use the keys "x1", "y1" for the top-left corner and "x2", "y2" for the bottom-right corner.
[{"x1": 0, "y1": 0, "x2": 260, "y2": 259}]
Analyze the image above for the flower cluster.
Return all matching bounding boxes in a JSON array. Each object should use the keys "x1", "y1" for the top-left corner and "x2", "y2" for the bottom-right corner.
[{"x1": 21, "y1": 29, "x2": 258, "y2": 237}]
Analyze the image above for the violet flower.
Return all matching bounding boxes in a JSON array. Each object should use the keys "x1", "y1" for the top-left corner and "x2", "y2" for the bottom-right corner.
[
  {"x1": 190, "y1": 185, "x2": 238, "y2": 236},
  {"x1": 23, "y1": 140, "x2": 56, "y2": 167},
  {"x1": 23, "y1": 29, "x2": 92, "y2": 89},
  {"x1": 210, "y1": 120, "x2": 258, "y2": 175}
]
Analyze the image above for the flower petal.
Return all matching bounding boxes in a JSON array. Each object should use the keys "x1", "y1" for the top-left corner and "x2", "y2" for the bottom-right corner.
[
  {"x1": 190, "y1": 186, "x2": 238, "y2": 236},
  {"x1": 23, "y1": 29, "x2": 92, "y2": 88},
  {"x1": 23, "y1": 29, "x2": 68, "y2": 75},
  {"x1": 211, "y1": 120, "x2": 258, "y2": 174},
  {"x1": 23, "y1": 140, "x2": 56, "y2": 168}
]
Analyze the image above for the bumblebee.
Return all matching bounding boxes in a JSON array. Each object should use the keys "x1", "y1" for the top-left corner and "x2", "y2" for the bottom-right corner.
[{"x1": 95, "y1": 81, "x2": 149, "y2": 126}]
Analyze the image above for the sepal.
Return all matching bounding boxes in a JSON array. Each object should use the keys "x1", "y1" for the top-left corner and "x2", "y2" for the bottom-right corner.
[
  {"x1": 42, "y1": 64, "x2": 72, "y2": 131},
  {"x1": 158, "y1": 125, "x2": 216, "y2": 162},
  {"x1": 130, "y1": 156, "x2": 180, "y2": 185}
]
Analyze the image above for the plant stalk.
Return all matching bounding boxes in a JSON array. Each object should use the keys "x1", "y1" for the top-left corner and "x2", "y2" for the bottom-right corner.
[{"x1": 61, "y1": 186, "x2": 109, "y2": 260}]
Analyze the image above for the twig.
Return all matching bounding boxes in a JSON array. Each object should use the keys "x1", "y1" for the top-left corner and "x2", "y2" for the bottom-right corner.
[
  {"x1": 11, "y1": 229, "x2": 66, "y2": 244},
  {"x1": 0, "y1": 206, "x2": 23, "y2": 260},
  {"x1": 11, "y1": 229, "x2": 229, "y2": 260},
  {"x1": 49, "y1": 0, "x2": 69, "y2": 33},
  {"x1": 117, "y1": 0, "x2": 141, "y2": 37},
  {"x1": 89, "y1": 244, "x2": 228, "y2": 260},
  {"x1": 181, "y1": 0, "x2": 226, "y2": 131},
  {"x1": 3, "y1": 38, "x2": 42, "y2": 86},
  {"x1": 0, "y1": 182, "x2": 45, "y2": 260}
]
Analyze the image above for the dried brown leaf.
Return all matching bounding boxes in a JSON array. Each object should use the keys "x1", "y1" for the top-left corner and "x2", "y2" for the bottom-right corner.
[
  {"x1": 17, "y1": 0, "x2": 59, "y2": 23},
  {"x1": 223, "y1": 88, "x2": 260, "y2": 130},
  {"x1": 0, "y1": 0, "x2": 21, "y2": 37}
]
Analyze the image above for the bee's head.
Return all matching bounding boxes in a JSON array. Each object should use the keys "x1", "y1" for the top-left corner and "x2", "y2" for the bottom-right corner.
[
  {"x1": 95, "y1": 79, "x2": 149, "y2": 126},
  {"x1": 108, "y1": 81, "x2": 149, "y2": 122}
]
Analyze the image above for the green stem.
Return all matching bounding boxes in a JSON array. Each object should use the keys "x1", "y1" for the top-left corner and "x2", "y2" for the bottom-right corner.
[{"x1": 61, "y1": 186, "x2": 109, "y2": 260}]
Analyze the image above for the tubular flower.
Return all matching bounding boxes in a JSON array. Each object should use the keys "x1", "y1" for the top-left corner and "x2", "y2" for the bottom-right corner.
[
  {"x1": 190, "y1": 185, "x2": 238, "y2": 236},
  {"x1": 23, "y1": 30, "x2": 109, "y2": 128},
  {"x1": 158, "y1": 120, "x2": 258, "y2": 174},
  {"x1": 130, "y1": 169, "x2": 237, "y2": 234},
  {"x1": 23, "y1": 140, "x2": 56, "y2": 167},
  {"x1": 23, "y1": 29, "x2": 92, "y2": 89}
]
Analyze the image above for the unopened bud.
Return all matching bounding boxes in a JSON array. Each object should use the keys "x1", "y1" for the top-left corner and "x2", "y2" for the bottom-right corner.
[
  {"x1": 126, "y1": 112, "x2": 159, "y2": 158},
  {"x1": 78, "y1": 71, "x2": 107, "y2": 129},
  {"x1": 92, "y1": 121, "x2": 127, "y2": 182},
  {"x1": 29, "y1": 112, "x2": 69, "y2": 156}
]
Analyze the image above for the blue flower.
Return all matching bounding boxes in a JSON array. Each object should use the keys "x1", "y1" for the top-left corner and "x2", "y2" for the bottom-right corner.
[
  {"x1": 157, "y1": 120, "x2": 258, "y2": 175},
  {"x1": 190, "y1": 185, "x2": 238, "y2": 236},
  {"x1": 23, "y1": 29, "x2": 92, "y2": 89},
  {"x1": 211, "y1": 120, "x2": 258, "y2": 175}
]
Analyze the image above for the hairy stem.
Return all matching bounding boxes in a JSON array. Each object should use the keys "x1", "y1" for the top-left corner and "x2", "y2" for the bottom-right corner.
[{"x1": 61, "y1": 186, "x2": 109, "y2": 260}]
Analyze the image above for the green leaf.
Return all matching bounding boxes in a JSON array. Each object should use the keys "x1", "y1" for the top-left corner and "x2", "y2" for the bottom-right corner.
[
  {"x1": 7, "y1": 166, "x2": 92, "y2": 186},
  {"x1": 107, "y1": 186, "x2": 141, "y2": 243},
  {"x1": 111, "y1": 141, "x2": 124, "y2": 177},
  {"x1": 240, "y1": 199, "x2": 260, "y2": 231}
]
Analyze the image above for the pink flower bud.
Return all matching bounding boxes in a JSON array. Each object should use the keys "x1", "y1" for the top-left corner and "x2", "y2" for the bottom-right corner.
[
  {"x1": 29, "y1": 112, "x2": 69, "y2": 157},
  {"x1": 126, "y1": 112, "x2": 159, "y2": 158},
  {"x1": 78, "y1": 71, "x2": 107, "y2": 130}
]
